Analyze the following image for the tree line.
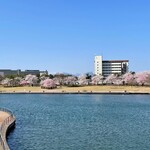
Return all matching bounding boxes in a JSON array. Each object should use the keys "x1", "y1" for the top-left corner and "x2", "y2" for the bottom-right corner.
[{"x1": 0, "y1": 71, "x2": 150, "y2": 89}]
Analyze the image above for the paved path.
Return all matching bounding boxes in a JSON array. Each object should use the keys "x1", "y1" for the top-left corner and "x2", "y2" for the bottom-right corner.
[
  {"x1": 0, "y1": 111, "x2": 11, "y2": 150},
  {"x1": 0, "y1": 111, "x2": 10, "y2": 124}
]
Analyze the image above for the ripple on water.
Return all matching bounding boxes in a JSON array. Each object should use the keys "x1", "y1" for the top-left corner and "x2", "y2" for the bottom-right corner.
[{"x1": 0, "y1": 94, "x2": 150, "y2": 150}]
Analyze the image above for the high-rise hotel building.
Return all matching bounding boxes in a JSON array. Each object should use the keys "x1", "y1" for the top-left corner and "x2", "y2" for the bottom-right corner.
[{"x1": 94, "y1": 56, "x2": 129, "y2": 77}]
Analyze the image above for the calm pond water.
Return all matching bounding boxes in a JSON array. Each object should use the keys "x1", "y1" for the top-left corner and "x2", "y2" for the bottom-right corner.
[{"x1": 0, "y1": 94, "x2": 150, "y2": 150}]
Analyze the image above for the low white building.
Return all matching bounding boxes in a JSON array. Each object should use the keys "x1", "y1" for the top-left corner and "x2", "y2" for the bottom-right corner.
[
  {"x1": 0, "y1": 69, "x2": 48, "y2": 77},
  {"x1": 94, "y1": 56, "x2": 129, "y2": 77}
]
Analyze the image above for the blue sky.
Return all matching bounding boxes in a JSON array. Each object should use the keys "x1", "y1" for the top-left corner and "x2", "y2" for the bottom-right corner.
[{"x1": 0, "y1": 0, "x2": 150, "y2": 74}]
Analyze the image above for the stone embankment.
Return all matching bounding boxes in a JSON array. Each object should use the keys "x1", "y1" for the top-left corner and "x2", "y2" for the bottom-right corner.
[
  {"x1": 0, "y1": 108, "x2": 16, "y2": 150},
  {"x1": 0, "y1": 91, "x2": 150, "y2": 94}
]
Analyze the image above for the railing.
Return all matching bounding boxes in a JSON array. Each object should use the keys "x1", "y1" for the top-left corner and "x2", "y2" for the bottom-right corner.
[{"x1": 0, "y1": 108, "x2": 16, "y2": 150}]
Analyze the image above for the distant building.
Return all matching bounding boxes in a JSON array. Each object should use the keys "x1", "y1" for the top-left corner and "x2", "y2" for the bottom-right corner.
[
  {"x1": 0, "y1": 69, "x2": 20, "y2": 76},
  {"x1": 40, "y1": 70, "x2": 48, "y2": 76},
  {"x1": 0, "y1": 72, "x2": 4, "y2": 77},
  {"x1": 0, "y1": 69, "x2": 48, "y2": 77},
  {"x1": 21, "y1": 70, "x2": 40, "y2": 76},
  {"x1": 94, "y1": 56, "x2": 129, "y2": 77}
]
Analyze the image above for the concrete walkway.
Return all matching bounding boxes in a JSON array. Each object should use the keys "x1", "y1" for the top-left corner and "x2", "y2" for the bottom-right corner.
[
  {"x1": 0, "y1": 111, "x2": 10, "y2": 124},
  {"x1": 0, "y1": 110, "x2": 15, "y2": 150},
  {"x1": 0, "y1": 111, "x2": 10, "y2": 150}
]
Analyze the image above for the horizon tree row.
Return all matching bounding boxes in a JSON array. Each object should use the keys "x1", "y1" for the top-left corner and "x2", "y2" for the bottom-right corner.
[{"x1": 0, "y1": 71, "x2": 150, "y2": 88}]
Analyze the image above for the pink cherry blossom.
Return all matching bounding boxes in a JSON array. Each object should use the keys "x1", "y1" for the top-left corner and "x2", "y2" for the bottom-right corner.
[
  {"x1": 91, "y1": 75, "x2": 104, "y2": 85},
  {"x1": 40, "y1": 79, "x2": 56, "y2": 89}
]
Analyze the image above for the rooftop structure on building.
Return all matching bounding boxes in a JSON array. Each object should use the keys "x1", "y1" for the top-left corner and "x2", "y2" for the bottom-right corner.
[
  {"x1": 0, "y1": 69, "x2": 48, "y2": 77},
  {"x1": 94, "y1": 56, "x2": 129, "y2": 77}
]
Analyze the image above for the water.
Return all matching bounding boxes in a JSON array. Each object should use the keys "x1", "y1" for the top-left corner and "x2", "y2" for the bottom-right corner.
[{"x1": 0, "y1": 94, "x2": 150, "y2": 150}]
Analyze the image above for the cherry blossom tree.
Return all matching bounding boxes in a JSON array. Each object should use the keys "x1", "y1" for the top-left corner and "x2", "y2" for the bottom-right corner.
[
  {"x1": 64, "y1": 76, "x2": 77, "y2": 86},
  {"x1": 1, "y1": 77, "x2": 22, "y2": 87},
  {"x1": 1, "y1": 78, "x2": 14, "y2": 87},
  {"x1": 53, "y1": 77, "x2": 64, "y2": 86},
  {"x1": 25, "y1": 74, "x2": 39, "y2": 86},
  {"x1": 53, "y1": 73, "x2": 73, "y2": 86},
  {"x1": 135, "y1": 71, "x2": 150, "y2": 86},
  {"x1": 40, "y1": 79, "x2": 56, "y2": 89},
  {"x1": 104, "y1": 74, "x2": 121, "y2": 85},
  {"x1": 122, "y1": 72, "x2": 136, "y2": 85},
  {"x1": 20, "y1": 80, "x2": 29, "y2": 86},
  {"x1": 77, "y1": 75, "x2": 89, "y2": 86},
  {"x1": 13, "y1": 77, "x2": 22, "y2": 86},
  {"x1": 91, "y1": 75, "x2": 104, "y2": 85}
]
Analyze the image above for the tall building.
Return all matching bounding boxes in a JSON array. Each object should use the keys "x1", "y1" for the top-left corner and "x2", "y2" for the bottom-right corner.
[
  {"x1": 94, "y1": 56, "x2": 129, "y2": 77},
  {"x1": 94, "y1": 56, "x2": 103, "y2": 75}
]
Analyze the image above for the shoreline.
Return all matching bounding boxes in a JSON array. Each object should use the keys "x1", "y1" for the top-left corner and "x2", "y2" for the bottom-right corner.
[
  {"x1": 0, "y1": 91, "x2": 150, "y2": 95},
  {"x1": 0, "y1": 85, "x2": 150, "y2": 95}
]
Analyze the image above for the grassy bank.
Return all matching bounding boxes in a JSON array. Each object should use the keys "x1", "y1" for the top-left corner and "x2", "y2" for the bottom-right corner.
[{"x1": 0, "y1": 85, "x2": 150, "y2": 93}]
